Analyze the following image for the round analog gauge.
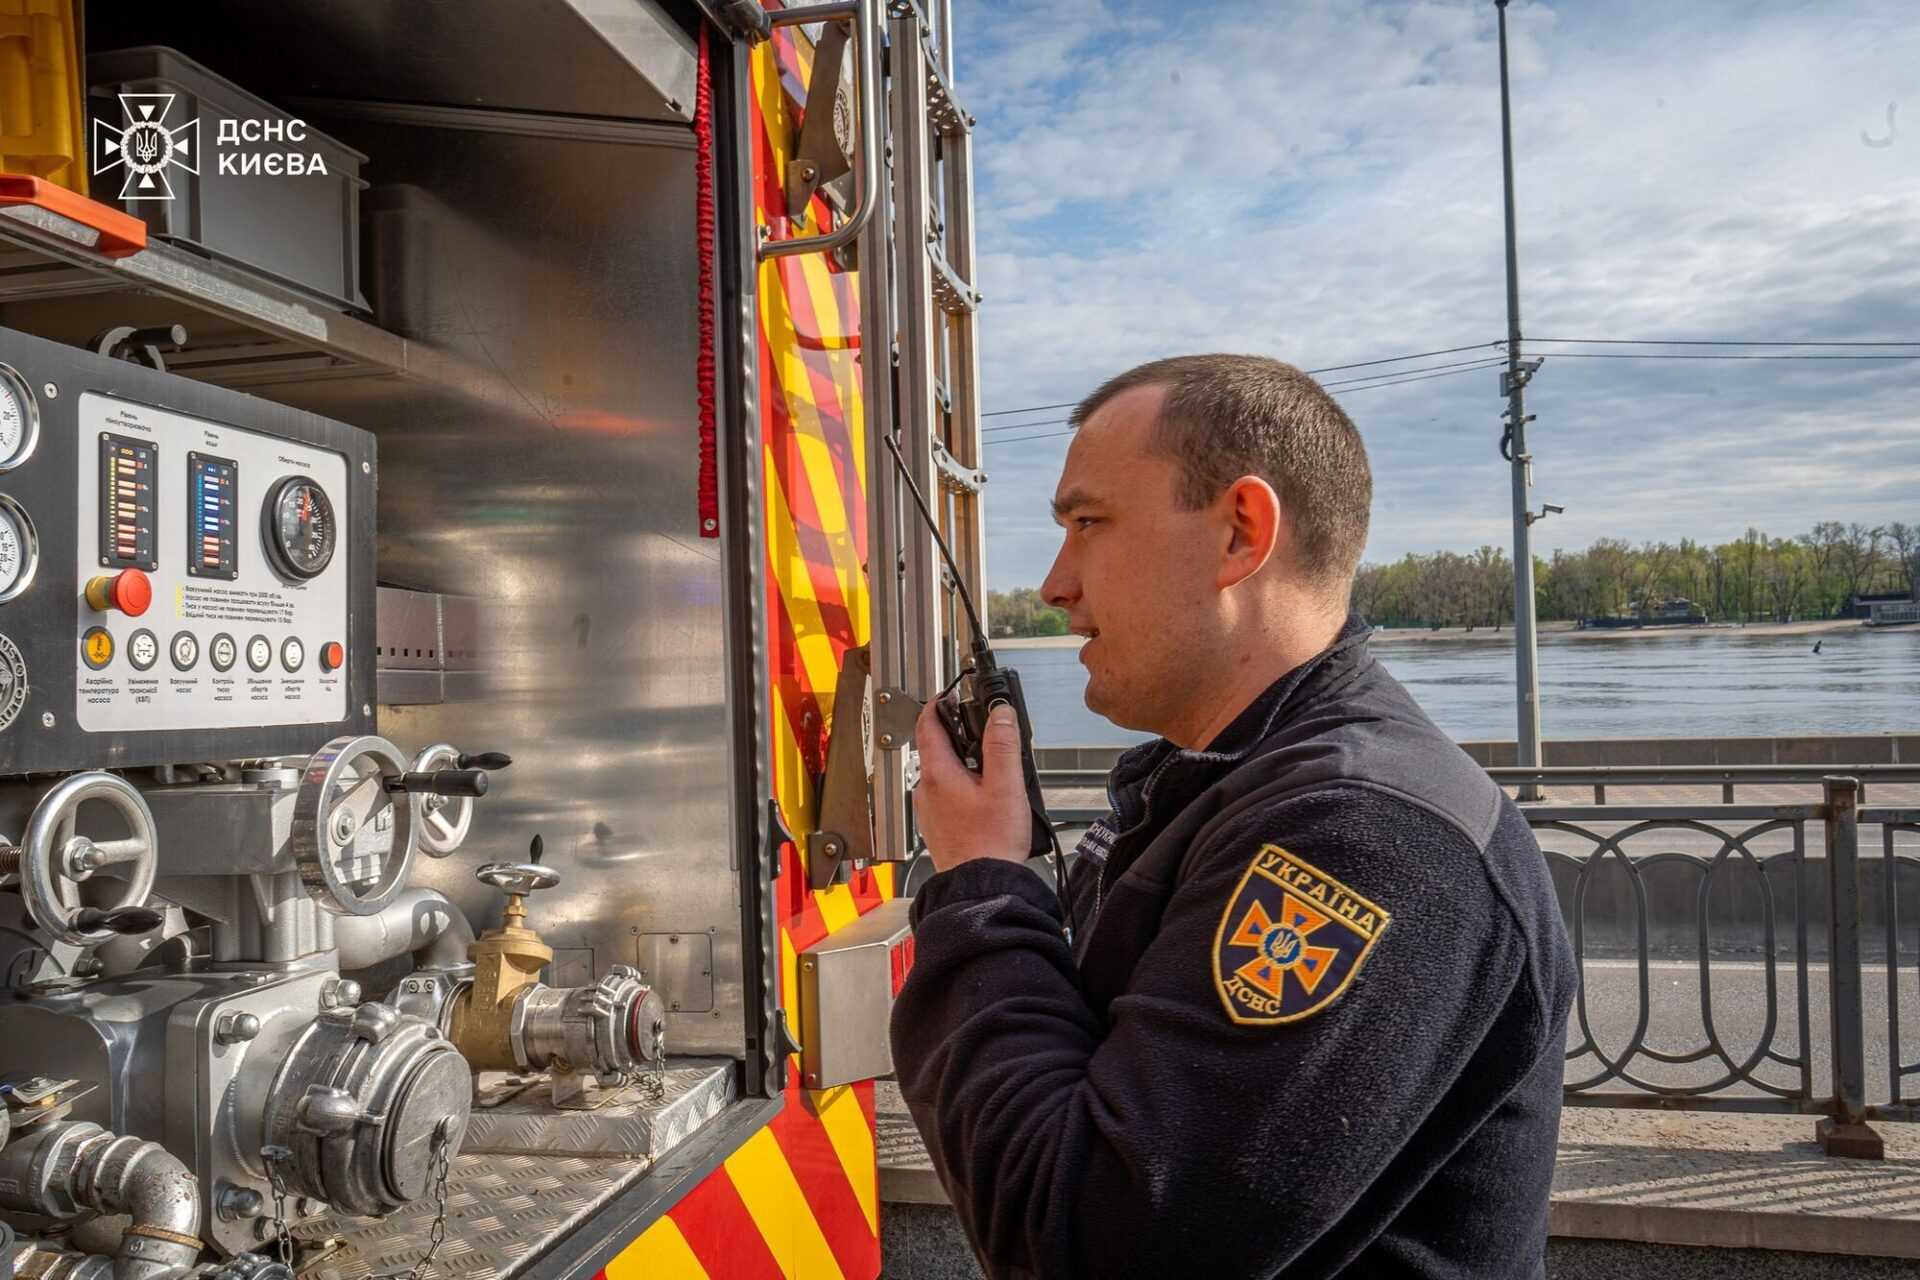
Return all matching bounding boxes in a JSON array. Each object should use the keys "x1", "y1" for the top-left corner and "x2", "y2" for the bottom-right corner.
[
  {"x1": 0, "y1": 494, "x2": 40, "y2": 604},
  {"x1": 0, "y1": 363, "x2": 39, "y2": 472},
  {"x1": 263, "y1": 476, "x2": 337, "y2": 581}
]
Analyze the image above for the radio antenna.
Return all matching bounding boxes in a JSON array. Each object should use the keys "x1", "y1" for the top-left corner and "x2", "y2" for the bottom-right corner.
[{"x1": 882, "y1": 433, "x2": 991, "y2": 664}]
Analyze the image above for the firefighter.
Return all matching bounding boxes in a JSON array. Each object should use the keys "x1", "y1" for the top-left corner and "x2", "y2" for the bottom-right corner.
[{"x1": 891, "y1": 354, "x2": 1578, "y2": 1279}]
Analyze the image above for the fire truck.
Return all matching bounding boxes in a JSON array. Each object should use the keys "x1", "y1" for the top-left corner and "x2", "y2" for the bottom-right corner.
[{"x1": 0, "y1": 0, "x2": 981, "y2": 1276}]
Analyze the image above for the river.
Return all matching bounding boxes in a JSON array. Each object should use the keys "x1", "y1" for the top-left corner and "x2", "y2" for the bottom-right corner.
[{"x1": 1002, "y1": 626, "x2": 1920, "y2": 747}]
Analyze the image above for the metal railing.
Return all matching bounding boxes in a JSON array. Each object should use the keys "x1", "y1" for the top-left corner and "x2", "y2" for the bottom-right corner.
[{"x1": 1042, "y1": 764, "x2": 1920, "y2": 1153}]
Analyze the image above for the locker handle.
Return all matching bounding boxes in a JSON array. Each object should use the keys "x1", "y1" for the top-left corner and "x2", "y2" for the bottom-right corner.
[{"x1": 757, "y1": 0, "x2": 881, "y2": 261}]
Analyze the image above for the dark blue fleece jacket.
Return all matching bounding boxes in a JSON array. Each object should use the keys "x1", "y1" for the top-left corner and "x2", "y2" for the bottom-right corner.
[{"x1": 890, "y1": 617, "x2": 1577, "y2": 1279}]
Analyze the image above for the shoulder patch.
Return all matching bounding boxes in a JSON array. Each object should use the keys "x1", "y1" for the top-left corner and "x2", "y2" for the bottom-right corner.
[{"x1": 1211, "y1": 843, "x2": 1391, "y2": 1026}]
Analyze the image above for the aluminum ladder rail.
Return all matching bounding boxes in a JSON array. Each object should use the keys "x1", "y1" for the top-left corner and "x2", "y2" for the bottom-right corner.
[
  {"x1": 868, "y1": 0, "x2": 987, "y2": 860},
  {"x1": 759, "y1": 0, "x2": 987, "y2": 864}
]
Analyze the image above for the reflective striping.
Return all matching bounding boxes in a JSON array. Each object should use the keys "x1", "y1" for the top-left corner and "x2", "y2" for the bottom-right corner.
[
  {"x1": 793, "y1": 255, "x2": 867, "y2": 550},
  {"x1": 726, "y1": 27, "x2": 890, "y2": 1280},
  {"x1": 725, "y1": 1128, "x2": 848, "y2": 1280},
  {"x1": 765, "y1": 458, "x2": 843, "y2": 698},
  {"x1": 811, "y1": 1082, "x2": 880, "y2": 1235},
  {"x1": 813, "y1": 883, "x2": 859, "y2": 933},
  {"x1": 665, "y1": 1157, "x2": 787, "y2": 1280},
  {"x1": 607, "y1": 1214, "x2": 708, "y2": 1279},
  {"x1": 773, "y1": 1088, "x2": 882, "y2": 1280}
]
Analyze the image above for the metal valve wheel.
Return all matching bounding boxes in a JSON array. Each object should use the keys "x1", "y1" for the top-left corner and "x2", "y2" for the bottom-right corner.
[
  {"x1": 21, "y1": 772, "x2": 160, "y2": 946},
  {"x1": 292, "y1": 735, "x2": 419, "y2": 917},
  {"x1": 411, "y1": 743, "x2": 474, "y2": 857},
  {"x1": 475, "y1": 861, "x2": 560, "y2": 897}
]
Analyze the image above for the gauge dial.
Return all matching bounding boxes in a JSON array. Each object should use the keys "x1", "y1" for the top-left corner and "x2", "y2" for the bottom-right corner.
[
  {"x1": 263, "y1": 476, "x2": 336, "y2": 581},
  {"x1": 0, "y1": 364, "x2": 39, "y2": 472},
  {"x1": 0, "y1": 495, "x2": 39, "y2": 604}
]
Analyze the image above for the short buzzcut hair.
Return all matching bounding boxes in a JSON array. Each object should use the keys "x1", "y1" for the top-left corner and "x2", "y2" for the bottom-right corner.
[{"x1": 1070, "y1": 354, "x2": 1373, "y2": 588}]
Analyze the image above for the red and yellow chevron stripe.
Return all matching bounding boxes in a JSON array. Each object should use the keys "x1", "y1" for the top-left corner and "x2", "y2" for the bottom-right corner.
[{"x1": 596, "y1": 14, "x2": 894, "y2": 1279}]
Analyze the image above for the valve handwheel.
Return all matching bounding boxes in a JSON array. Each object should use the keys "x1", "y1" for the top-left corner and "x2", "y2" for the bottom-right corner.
[
  {"x1": 292, "y1": 735, "x2": 419, "y2": 916},
  {"x1": 411, "y1": 743, "x2": 475, "y2": 858},
  {"x1": 20, "y1": 772, "x2": 160, "y2": 946},
  {"x1": 476, "y1": 833, "x2": 561, "y2": 898}
]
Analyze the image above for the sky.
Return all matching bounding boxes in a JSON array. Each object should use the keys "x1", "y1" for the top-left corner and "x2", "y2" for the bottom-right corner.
[{"x1": 947, "y1": 0, "x2": 1920, "y2": 590}]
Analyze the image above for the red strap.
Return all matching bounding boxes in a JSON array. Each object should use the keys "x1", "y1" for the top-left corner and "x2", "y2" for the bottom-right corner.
[{"x1": 694, "y1": 25, "x2": 720, "y2": 538}]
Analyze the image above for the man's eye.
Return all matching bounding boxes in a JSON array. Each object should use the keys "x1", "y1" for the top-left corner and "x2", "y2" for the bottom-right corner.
[{"x1": 1075, "y1": 516, "x2": 1100, "y2": 530}]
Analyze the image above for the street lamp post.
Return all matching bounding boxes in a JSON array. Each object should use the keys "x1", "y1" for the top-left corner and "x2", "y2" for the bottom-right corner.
[{"x1": 1495, "y1": 0, "x2": 1544, "y2": 797}]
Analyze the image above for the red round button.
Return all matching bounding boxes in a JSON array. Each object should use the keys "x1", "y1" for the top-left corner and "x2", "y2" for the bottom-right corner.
[
  {"x1": 86, "y1": 569, "x2": 152, "y2": 617},
  {"x1": 320, "y1": 641, "x2": 345, "y2": 672}
]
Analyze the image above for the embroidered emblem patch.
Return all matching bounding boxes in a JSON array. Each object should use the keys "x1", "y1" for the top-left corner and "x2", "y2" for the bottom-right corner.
[{"x1": 1212, "y1": 843, "x2": 1391, "y2": 1025}]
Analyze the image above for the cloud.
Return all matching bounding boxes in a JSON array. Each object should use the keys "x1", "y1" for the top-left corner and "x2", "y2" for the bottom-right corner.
[{"x1": 951, "y1": 0, "x2": 1920, "y2": 589}]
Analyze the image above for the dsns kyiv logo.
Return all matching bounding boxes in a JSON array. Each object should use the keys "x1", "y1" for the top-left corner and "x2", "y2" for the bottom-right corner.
[{"x1": 92, "y1": 93, "x2": 200, "y2": 200}]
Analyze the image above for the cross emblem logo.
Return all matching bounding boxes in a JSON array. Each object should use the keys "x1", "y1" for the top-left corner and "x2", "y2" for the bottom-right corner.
[
  {"x1": 1226, "y1": 893, "x2": 1342, "y2": 999},
  {"x1": 1211, "y1": 844, "x2": 1390, "y2": 1026},
  {"x1": 92, "y1": 93, "x2": 201, "y2": 201}
]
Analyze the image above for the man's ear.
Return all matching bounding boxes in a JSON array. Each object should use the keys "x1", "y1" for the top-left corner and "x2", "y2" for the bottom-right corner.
[{"x1": 1218, "y1": 475, "x2": 1283, "y2": 590}]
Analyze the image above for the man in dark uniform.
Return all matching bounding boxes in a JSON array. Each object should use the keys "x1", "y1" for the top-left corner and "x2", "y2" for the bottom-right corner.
[{"x1": 891, "y1": 354, "x2": 1578, "y2": 1279}]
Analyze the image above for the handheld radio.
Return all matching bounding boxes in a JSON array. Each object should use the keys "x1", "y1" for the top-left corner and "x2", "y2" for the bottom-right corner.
[{"x1": 881, "y1": 435, "x2": 1070, "y2": 923}]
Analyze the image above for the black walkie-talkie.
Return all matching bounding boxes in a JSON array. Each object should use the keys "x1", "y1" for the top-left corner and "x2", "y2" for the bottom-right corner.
[{"x1": 882, "y1": 435, "x2": 1069, "y2": 923}]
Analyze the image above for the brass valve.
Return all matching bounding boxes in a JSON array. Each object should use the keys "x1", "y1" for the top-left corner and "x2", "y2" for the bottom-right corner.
[
  {"x1": 445, "y1": 835, "x2": 559, "y2": 1071},
  {"x1": 441, "y1": 834, "x2": 666, "y2": 1095}
]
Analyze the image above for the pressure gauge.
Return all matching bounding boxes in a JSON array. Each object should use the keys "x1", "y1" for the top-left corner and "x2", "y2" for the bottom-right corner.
[
  {"x1": 0, "y1": 363, "x2": 40, "y2": 472},
  {"x1": 263, "y1": 476, "x2": 337, "y2": 581},
  {"x1": 0, "y1": 495, "x2": 39, "y2": 604}
]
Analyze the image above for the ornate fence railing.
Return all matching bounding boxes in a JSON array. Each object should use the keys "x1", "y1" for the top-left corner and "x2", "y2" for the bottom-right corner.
[
  {"x1": 1043, "y1": 764, "x2": 1920, "y2": 1157},
  {"x1": 1880, "y1": 805, "x2": 1920, "y2": 1114}
]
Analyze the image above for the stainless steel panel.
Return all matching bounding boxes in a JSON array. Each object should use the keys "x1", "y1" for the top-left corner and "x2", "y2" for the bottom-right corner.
[
  {"x1": 139, "y1": 784, "x2": 282, "y2": 876},
  {"x1": 234, "y1": 116, "x2": 743, "y2": 1057},
  {"x1": 636, "y1": 932, "x2": 714, "y2": 1014},
  {"x1": 89, "y1": 0, "x2": 697, "y2": 124},
  {"x1": 797, "y1": 897, "x2": 910, "y2": 1088},
  {"x1": 377, "y1": 586, "x2": 443, "y2": 671}
]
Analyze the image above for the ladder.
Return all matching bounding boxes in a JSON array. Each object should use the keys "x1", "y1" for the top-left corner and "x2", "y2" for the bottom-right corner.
[{"x1": 762, "y1": 0, "x2": 988, "y2": 871}]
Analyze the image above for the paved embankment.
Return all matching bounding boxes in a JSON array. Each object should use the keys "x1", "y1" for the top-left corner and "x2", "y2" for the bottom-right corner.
[{"x1": 876, "y1": 1083, "x2": 1920, "y2": 1278}]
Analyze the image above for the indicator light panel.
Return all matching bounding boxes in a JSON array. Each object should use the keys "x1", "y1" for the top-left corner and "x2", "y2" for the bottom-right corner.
[
  {"x1": 186, "y1": 452, "x2": 239, "y2": 579},
  {"x1": 98, "y1": 433, "x2": 156, "y2": 570}
]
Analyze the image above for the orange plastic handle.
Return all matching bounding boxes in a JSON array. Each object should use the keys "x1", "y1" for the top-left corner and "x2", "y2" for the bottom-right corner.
[{"x1": 0, "y1": 174, "x2": 147, "y2": 258}]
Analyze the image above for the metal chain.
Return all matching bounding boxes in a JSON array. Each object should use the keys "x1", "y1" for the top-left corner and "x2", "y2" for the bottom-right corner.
[
  {"x1": 374, "y1": 1119, "x2": 454, "y2": 1280},
  {"x1": 259, "y1": 1145, "x2": 294, "y2": 1268}
]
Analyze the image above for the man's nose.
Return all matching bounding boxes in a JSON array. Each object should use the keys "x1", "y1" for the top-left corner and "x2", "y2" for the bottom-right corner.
[{"x1": 1040, "y1": 545, "x2": 1078, "y2": 610}]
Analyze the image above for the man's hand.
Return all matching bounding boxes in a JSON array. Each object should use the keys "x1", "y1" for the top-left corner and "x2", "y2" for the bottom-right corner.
[{"x1": 914, "y1": 698, "x2": 1032, "y2": 874}]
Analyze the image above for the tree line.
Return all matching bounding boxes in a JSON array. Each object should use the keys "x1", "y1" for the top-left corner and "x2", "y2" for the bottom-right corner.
[
  {"x1": 1354, "y1": 521, "x2": 1919, "y2": 630},
  {"x1": 989, "y1": 521, "x2": 1920, "y2": 636}
]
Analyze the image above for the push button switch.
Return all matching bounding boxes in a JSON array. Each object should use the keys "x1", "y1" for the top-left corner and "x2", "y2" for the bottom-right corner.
[
  {"x1": 320, "y1": 641, "x2": 344, "y2": 673},
  {"x1": 81, "y1": 627, "x2": 114, "y2": 670},
  {"x1": 85, "y1": 568, "x2": 151, "y2": 617}
]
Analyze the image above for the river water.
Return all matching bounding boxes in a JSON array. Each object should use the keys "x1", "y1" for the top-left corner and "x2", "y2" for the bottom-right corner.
[{"x1": 1003, "y1": 627, "x2": 1920, "y2": 748}]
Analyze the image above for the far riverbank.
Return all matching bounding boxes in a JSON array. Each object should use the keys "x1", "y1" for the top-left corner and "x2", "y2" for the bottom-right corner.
[{"x1": 994, "y1": 618, "x2": 1870, "y2": 650}]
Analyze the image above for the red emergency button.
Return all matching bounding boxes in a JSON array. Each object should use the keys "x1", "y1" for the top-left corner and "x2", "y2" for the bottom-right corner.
[
  {"x1": 320, "y1": 642, "x2": 345, "y2": 673},
  {"x1": 85, "y1": 569, "x2": 152, "y2": 617}
]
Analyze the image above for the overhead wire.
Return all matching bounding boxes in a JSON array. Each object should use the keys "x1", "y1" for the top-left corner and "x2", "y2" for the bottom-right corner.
[
  {"x1": 981, "y1": 357, "x2": 1511, "y2": 447},
  {"x1": 1517, "y1": 351, "x2": 1920, "y2": 361},
  {"x1": 1519, "y1": 337, "x2": 1920, "y2": 347},
  {"x1": 981, "y1": 341, "x2": 1504, "y2": 420},
  {"x1": 981, "y1": 353, "x2": 1510, "y2": 435},
  {"x1": 979, "y1": 334, "x2": 1920, "y2": 447}
]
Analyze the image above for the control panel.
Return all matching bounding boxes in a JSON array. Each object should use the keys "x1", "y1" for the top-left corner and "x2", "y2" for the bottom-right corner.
[
  {"x1": 74, "y1": 393, "x2": 351, "y2": 733},
  {"x1": 0, "y1": 326, "x2": 375, "y2": 773}
]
